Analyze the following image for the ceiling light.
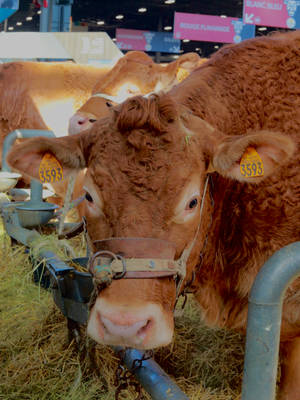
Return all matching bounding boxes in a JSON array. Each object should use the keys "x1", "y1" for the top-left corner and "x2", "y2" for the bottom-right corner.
[
  {"x1": 138, "y1": 7, "x2": 147, "y2": 12},
  {"x1": 165, "y1": 0, "x2": 175, "y2": 4},
  {"x1": 164, "y1": 26, "x2": 172, "y2": 31},
  {"x1": 182, "y1": 39, "x2": 190, "y2": 42},
  {"x1": 16, "y1": 21, "x2": 22, "y2": 26},
  {"x1": 214, "y1": 45, "x2": 219, "y2": 49},
  {"x1": 8, "y1": 26, "x2": 14, "y2": 30},
  {"x1": 220, "y1": 15, "x2": 227, "y2": 18},
  {"x1": 115, "y1": 14, "x2": 124, "y2": 20},
  {"x1": 26, "y1": 16, "x2": 33, "y2": 21},
  {"x1": 97, "y1": 20, "x2": 105, "y2": 25},
  {"x1": 37, "y1": 10, "x2": 42, "y2": 14},
  {"x1": 258, "y1": 27, "x2": 267, "y2": 31}
]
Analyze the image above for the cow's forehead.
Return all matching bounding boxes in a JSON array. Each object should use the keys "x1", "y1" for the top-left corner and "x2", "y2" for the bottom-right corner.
[{"x1": 85, "y1": 94, "x2": 207, "y2": 197}]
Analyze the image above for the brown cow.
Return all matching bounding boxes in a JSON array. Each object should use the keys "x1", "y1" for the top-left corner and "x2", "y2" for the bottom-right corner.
[
  {"x1": 0, "y1": 61, "x2": 110, "y2": 150},
  {"x1": 68, "y1": 50, "x2": 205, "y2": 134},
  {"x1": 7, "y1": 31, "x2": 300, "y2": 399}
]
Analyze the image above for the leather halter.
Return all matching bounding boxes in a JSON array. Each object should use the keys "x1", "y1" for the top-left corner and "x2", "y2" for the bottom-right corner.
[
  {"x1": 91, "y1": 91, "x2": 156, "y2": 104},
  {"x1": 88, "y1": 176, "x2": 210, "y2": 299}
]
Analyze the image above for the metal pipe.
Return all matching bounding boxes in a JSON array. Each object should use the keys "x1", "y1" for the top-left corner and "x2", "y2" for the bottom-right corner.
[
  {"x1": 30, "y1": 180, "x2": 43, "y2": 204},
  {"x1": 241, "y1": 241, "x2": 300, "y2": 400},
  {"x1": 114, "y1": 346, "x2": 189, "y2": 400},
  {"x1": 2, "y1": 129, "x2": 55, "y2": 172}
]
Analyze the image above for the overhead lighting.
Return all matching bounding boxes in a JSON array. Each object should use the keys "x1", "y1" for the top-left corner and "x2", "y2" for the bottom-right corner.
[
  {"x1": 16, "y1": 21, "x2": 22, "y2": 26},
  {"x1": 115, "y1": 14, "x2": 124, "y2": 20},
  {"x1": 214, "y1": 45, "x2": 219, "y2": 49},
  {"x1": 97, "y1": 20, "x2": 105, "y2": 25},
  {"x1": 8, "y1": 26, "x2": 14, "y2": 30},
  {"x1": 182, "y1": 39, "x2": 190, "y2": 43},
  {"x1": 164, "y1": 26, "x2": 172, "y2": 31},
  {"x1": 26, "y1": 16, "x2": 33, "y2": 21},
  {"x1": 165, "y1": 0, "x2": 175, "y2": 3},
  {"x1": 258, "y1": 26, "x2": 267, "y2": 31},
  {"x1": 138, "y1": 7, "x2": 147, "y2": 12},
  {"x1": 220, "y1": 15, "x2": 227, "y2": 18},
  {"x1": 37, "y1": 10, "x2": 42, "y2": 14}
]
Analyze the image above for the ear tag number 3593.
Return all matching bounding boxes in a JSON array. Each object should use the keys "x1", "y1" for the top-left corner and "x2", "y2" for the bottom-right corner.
[
  {"x1": 39, "y1": 153, "x2": 63, "y2": 183},
  {"x1": 240, "y1": 147, "x2": 264, "y2": 178}
]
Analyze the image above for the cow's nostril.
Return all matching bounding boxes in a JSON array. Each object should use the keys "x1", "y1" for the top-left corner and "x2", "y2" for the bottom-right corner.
[{"x1": 137, "y1": 319, "x2": 152, "y2": 338}]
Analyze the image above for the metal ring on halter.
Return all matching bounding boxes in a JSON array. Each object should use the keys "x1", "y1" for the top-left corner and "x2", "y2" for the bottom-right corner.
[
  {"x1": 113, "y1": 254, "x2": 127, "y2": 280},
  {"x1": 89, "y1": 250, "x2": 118, "y2": 274}
]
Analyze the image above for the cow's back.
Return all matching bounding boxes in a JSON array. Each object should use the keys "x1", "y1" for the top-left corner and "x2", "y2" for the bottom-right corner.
[{"x1": 171, "y1": 30, "x2": 300, "y2": 144}]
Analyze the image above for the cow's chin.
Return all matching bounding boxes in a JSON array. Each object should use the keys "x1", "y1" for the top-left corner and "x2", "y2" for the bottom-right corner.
[{"x1": 87, "y1": 297, "x2": 174, "y2": 349}]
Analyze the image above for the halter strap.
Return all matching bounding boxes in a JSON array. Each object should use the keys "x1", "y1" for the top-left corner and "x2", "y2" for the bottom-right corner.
[
  {"x1": 91, "y1": 93, "x2": 120, "y2": 103},
  {"x1": 91, "y1": 91, "x2": 156, "y2": 104},
  {"x1": 174, "y1": 175, "x2": 210, "y2": 297}
]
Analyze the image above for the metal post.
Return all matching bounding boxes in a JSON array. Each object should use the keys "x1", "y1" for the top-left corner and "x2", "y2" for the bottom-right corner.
[{"x1": 242, "y1": 242, "x2": 300, "y2": 400}]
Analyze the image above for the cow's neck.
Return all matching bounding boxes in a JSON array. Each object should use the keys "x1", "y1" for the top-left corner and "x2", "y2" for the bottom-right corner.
[{"x1": 194, "y1": 173, "x2": 298, "y2": 331}]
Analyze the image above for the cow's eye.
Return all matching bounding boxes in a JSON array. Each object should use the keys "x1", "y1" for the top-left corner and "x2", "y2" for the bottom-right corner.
[
  {"x1": 89, "y1": 118, "x2": 97, "y2": 123},
  {"x1": 106, "y1": 101, "x2": 113, "y2": 107},
  {"x1": 85, "y1": 192, "x2": 93, "y2": 203},
  {"x1": 186, "y1": 198, "x2": 198, "y2": 210}
]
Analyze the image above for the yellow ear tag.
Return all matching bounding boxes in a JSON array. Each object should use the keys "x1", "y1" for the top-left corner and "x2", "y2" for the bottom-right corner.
[
  {"x1": 240, "y1": 147, "x2": 264, "y2": 178},
  {"x1": 176, "y1": 67, "x2": 190, "y2": 82},
  {"x1": 39, "y1": 153, "x2": 63, "y2": 183}
]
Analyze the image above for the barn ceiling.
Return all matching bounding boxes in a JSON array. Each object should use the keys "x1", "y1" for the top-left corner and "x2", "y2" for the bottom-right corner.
[{"x1": 4, "y1": 0, "x2": 281, "y2": 60}]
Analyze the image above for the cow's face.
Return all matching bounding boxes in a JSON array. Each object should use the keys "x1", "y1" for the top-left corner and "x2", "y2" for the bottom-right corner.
[
  {"x1": 80, "y1": 101, "x2": 211, "y2": 348},
  {"x1": 68, "y1": 51, "x2": 203, "y2": 135},
  {"x1": 8, "y1": 94, "x2": 294, "y2": 349}
]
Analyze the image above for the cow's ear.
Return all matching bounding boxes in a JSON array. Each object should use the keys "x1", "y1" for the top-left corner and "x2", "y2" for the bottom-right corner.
[
  {"x1": 164, "y1": 53, "x2": 202, "y2": 82},
  {"x1": 6, "y1": 134, "x2": 87, "y2": 183},
  {"x1": 211, "y1": 131, "x2": 295, "y2": 182}
]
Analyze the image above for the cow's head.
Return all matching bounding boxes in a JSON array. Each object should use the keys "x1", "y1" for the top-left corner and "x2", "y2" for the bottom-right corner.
[
  {"x1": 68, "y1": 51, "x2": 204, "y2": 135},
  {"x1": 7, "y1": 94, "x2": 295, "y2": 349}
]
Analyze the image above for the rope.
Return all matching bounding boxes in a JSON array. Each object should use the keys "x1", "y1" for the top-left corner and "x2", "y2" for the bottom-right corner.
[{"x1": 58, "y1": 174, "x2": 76, "y2": 236}]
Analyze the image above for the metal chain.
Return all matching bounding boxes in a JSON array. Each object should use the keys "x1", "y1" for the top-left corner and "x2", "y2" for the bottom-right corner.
[{"x1": 114, "y1": 350, "x2": 154, "y2": 400}]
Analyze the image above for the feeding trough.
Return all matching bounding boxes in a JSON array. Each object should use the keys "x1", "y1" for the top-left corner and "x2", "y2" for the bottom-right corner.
[
  {"x1": 15, "y1": 180, "x2": 58, "y2": 228},
  {"x1": 0, "y1": 171, "x2": 21, "y2": 192}
]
